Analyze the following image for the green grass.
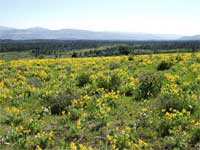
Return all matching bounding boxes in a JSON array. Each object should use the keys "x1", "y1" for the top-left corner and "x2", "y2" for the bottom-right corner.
[
  {"x1": 0, "y1": 51, "x2": 33, "y2": 59},
  {"x1": 1, "y1": 52, "x2": 200, "y2": 149}
]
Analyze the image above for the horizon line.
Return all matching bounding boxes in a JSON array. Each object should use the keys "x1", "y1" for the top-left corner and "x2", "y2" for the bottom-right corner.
[{"x1": 0, "y1": 25, "x2": 193, "y2": 36}]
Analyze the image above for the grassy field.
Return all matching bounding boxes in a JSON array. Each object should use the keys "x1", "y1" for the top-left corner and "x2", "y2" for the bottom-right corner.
[
  {"x1": 0, "y1": 51, "x2": 33, "y2": 59},
  {"x1": 1, "y1": 52, "x2": 200, "y2": 149}
]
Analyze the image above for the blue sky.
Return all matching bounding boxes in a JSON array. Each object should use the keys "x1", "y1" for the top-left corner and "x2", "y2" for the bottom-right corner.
[{"x1": 0, "y1": 0, "x2": 200, "y2": 35}]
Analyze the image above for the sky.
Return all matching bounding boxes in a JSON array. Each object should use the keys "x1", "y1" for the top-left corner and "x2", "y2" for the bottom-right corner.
[{"x1": 0, "y1": 0, "x2": 200, "y2": 35}]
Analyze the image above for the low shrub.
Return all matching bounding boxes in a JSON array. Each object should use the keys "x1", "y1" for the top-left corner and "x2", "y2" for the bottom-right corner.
[
  {"x1": 76, "y1": 73, "x2": 90, "y2": 87},
  {"x1": 121, "y1": 84, "x2": 135, "y2": 96},
  {"x1": 135, "y1": 73, "x2": 162, "y2": 100},
  {"x1": 196, "y1": 57, "x2": 200, "y2": 63},
  {"x1": 176, "y1": 55, "x2": 183, "y2": 62},
  {"x1": 159, "y1": 97, "x2": 185, "y2": 112},
  {"x1": 157, "y1": 61, "x2": 172, "y2": 71},
  {"x1": 191, "y1": 128, "x2": 200, "y2": 146},
  {"x1": 159, "y1": 120, "x2": 171, "y2": 137},
  {"x1": 110, "y1": 73, "x2": 121, "y2": 90},
  {"x1": 41, "y1": 88, "x2": 81, "y2": 115},
  {"x1": 159, "y1": 95, "x2": 198, "y2": 114},
  {"x1": 109, "y1": 62, "x2": 120, "y2": 70},
  {"x1": 96, "y1": 72, "x2": 121, "y2": 91},
  {"x1": 128, "y1": 55, "x2": 134, "y2": 61},
  {"x1": 71, "y1": 52, "x2": 78, "y2": 58},
  {"x1": 162, "y1": 136, "x2": 188, "y2": 150}
]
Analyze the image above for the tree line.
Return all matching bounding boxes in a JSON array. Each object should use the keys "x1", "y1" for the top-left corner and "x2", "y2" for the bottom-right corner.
[{"x1": 0, "y1": 40, "x2": 200, "y2": 57}]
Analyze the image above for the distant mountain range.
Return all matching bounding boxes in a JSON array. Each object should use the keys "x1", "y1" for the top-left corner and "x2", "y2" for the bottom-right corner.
[
  {"x1": 0, "y1": 26, "x2": 199, "y2": 40},
  {"x1": 180, "y1": 35, "x2": 200, "y2": 41}
]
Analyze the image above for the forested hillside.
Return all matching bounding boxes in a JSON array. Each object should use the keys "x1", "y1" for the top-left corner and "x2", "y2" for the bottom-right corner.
[{"x1": 0, "y1": 40, "x2": 200, "y2": 58}]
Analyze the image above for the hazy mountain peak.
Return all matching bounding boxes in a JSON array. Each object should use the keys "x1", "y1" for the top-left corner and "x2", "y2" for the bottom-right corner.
[
  {"x1": 0, "y1": 26, "x2": 198, "y2": 40},
  {"x1": 180, "y1": 35, "x2": 200, "y2": 40},
  {"x1": 25, "y1": 27, "x2": 50, "y2": 31},
  {"x1": 0, "y1": 26, "x2": 15, "y2": 31}
]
